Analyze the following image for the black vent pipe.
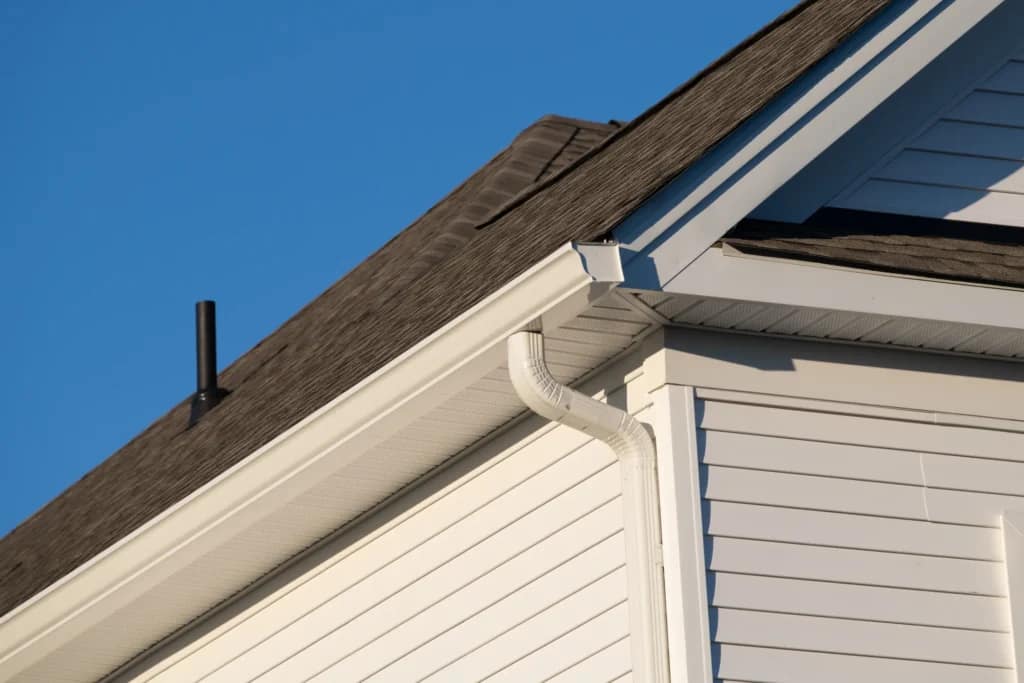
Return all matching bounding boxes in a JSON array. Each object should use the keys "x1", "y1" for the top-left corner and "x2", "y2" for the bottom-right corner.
[{"x1": 189, "y1": 300, "x2": 229, "y2": 426}]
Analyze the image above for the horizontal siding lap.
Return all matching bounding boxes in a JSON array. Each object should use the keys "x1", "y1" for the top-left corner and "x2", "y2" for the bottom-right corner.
[
  {"x1": 875, "y1": 149, "x2": 1024, "y2": 194},
  {"x1": 949, "y1": 90, "x2": 1024, "y2": 128},
  {"x1": 835, "y1": 180, "x2": 1024, "y2": 227},
  {"x1": 924, "y1": 452, "x2": 1024, "y2": 497},
  {"x1": 415, "y1": 571, "x2": 629, "y2": 682},
  {"x1": 202, "y1": 454, "x2": 620, "y2": 682},
  {"x1": 139, "y1": 416, "x2": 627, "y2": 683},
  {"x1": 974, "y1": 60, "x2": 1024, "y2": 94},
  {"x1": 710, "y1": 572, "x2": 1010, "y2": 632},
  {"x1": 706, "y1": 500, "x2": 1002, "y2": 561},
  {"x1": 700, "y1": 400, "x2": 1024, "y2": 462},
  {"x1": 835, "y1": 55, "x2": 1024, "y2": 224},
  {"x1": 483, "y1": 603, "x2": 631, "y2": 682},
  {"x1": 924, "y1": 487, "x2": 1024, "y2": 528},
  {"x1": 714, "y1": 644, "x2": 1015, "y2": 683},
  {"x1": 702, "y1": 430, "x2": 922, "y2": 483},
  {"x1": 911, "y1": 119, "x2": 1024, "y2": 161},
  {"x1": 707, "y1": 536, "x2": 1006, "y2": 595},
  {"x1": 712, "y1": 607, "x2": 1011, "y2": 668},
  {"x1": 703, "y1": 465, "x2": 927, "y2": 520},
  {"x1": 325, "y1": 531, "x2": 627, "y2": 680},
  {"x1": 544, "y1": 636, "x2": 631, "y2": 682},
  {"x1": 697, "y1": 394, "x2": 1022, "y2": 680}
]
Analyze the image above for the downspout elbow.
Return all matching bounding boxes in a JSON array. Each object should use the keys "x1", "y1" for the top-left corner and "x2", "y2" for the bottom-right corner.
[{"x1": 507, "y1": 330, "x2": 670, "y2": 682}]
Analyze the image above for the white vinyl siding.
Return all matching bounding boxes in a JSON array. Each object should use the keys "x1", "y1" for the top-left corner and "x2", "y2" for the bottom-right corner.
[
  {"x1": 654, "y1": 327, "x2": 1024, "y2": 682},
  {"x1": 117, "y1": 403, "x2": 636, "y2": 682},
  {"x1": 833, "y1": 53, "x2": 1024, "y2": 226},
  {"x1": 697, "y1": 395, "x2": 1017, "y2": 682}
]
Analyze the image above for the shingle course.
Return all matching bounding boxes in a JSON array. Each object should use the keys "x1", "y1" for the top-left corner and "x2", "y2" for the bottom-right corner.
[{"x1": 0, "y1": 0, "x2": 891, "y2": 616}]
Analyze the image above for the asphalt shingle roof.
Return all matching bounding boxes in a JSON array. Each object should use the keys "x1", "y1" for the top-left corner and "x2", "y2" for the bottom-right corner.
[
  {"x1": 0, "y1": 0, "x2": 892, "y2": 616},
  {"x1": 726, "y1": 208, "x2": 1024, "y2": 289}
]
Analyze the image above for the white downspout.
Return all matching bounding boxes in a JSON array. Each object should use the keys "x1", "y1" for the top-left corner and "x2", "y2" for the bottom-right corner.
[{"x1": 508, "y1": 330, "x2": 670, "y2": 682}]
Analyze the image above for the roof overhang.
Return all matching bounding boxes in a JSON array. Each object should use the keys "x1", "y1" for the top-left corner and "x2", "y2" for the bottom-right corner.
[
  {"x1": 616, "y1": 0, "x2": 1009, "y2": 289},
  {"x1": 683, "y1": 243, "x2": 1024, "y2": 332},
  {"x1": 608, "y1": 0, "x2": 1024, "y2": 362},
  {"x1": 0, "y1": 242, "x2": 626, "y2": 681},
  {"x1": 7, "y1": 1, "x2": 1022, "y2": 679},
  {"x1": 635, "y1": 245, "x2": 1024, "y2": 360}
]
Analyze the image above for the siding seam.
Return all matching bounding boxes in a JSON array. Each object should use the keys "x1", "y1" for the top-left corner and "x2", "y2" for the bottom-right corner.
[{"x1": 919, "y1": 452, "x2": 933, "y2": 522}]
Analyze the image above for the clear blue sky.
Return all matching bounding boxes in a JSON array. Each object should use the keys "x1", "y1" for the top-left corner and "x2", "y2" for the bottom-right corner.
[{"x1": 1, "y1": 0, "x2": 794, "y2": 535}]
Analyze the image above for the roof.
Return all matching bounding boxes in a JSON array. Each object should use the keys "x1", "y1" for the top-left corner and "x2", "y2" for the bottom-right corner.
[
  {"x1": 0, "y1": 0, "x2": 891, "y2": 617},
  {"x1": 725, "y1": 208, "x2": 1024, "y2": 289}
]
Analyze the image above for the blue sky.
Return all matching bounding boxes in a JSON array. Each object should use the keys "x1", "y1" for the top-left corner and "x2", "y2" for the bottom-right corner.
[{"x1": 0, "y1": 0, "x2": 794, "y2": 535}]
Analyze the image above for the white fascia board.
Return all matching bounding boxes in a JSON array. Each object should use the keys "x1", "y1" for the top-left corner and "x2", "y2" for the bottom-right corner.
[
  {"x1": 615, "y1": 0, "x2": 1005, "y2": 290},
  {"x1": 0, "y1": 242, "x2": 623, "y2": 680},
  {"x1": 665, "y1": 247, "x2": 1024, "y2": 332}
]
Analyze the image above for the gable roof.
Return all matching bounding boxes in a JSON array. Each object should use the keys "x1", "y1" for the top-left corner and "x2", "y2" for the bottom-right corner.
[{"x1": 0, "y1": 0, "x2": 891, "y2": 617}]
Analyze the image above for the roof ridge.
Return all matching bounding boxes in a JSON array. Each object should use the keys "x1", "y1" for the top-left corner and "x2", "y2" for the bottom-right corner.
[
  {"x1": 0, "y1": 0, "x2": 891, "y2": 619},
  {"x1": 471, "y1": 0, "x2": 826, "y2": 235}
]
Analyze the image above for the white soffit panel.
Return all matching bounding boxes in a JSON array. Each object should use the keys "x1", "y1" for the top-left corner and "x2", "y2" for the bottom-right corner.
[{"x1": 639, "y1": 247, "x2": 1024, "y2": 359}]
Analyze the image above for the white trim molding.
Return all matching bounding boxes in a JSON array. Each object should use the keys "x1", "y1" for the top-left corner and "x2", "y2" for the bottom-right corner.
[
  {"x1": 666, "y1": 246, "x2": 1024, "y2": 333},
  {"x1": 656, "y1": 327, "x2": 1024, "y2": 424},
  {"x1": 1003, "y1": 509, "x2": 1024, "y2": 678},
  {"x1": 647, "y1": 382, "x2": 714, "y2": 683},
  {"x1": 618, "y1": 0, "x2": 1007, "y2": 289},
  {"x1": 507, "y1": 331, "x2": 671, "y2": 682},
  {"x1": 0, "y1": 242, "x2": 624, "y2": 682}
]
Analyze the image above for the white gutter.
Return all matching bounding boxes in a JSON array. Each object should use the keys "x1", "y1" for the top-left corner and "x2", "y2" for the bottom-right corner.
[
  {"x1": 0, "y1": 242, "x2": 624, "y2": 682},
  {"x1": 507, "y1": 331, "x2": 670, "y2": 682}
]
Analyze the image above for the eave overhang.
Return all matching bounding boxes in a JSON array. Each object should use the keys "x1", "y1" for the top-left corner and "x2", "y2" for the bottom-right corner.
[
  {"x1": 0, "y1": 242, "x2": 628, "y2": 682},
  {"x1": 631, "y1": 245, "x2": 1024, "y2": 364},
  {"x1": 7, "y1": 1, "x2": 1022, "y2": 678}
]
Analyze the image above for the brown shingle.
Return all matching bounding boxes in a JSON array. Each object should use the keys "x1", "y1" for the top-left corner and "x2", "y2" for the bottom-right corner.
[
  {"x1": 0, "y1": 0, "x2": 890, "y2": 616},
  {"x1": 725, "y1": 209, "x2": 1024, "y2": 288}
]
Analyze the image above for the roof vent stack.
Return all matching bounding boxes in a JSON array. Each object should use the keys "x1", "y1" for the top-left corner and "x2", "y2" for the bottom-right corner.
[{"x1": 189, "y1": 300, "x2": 229, "y2": 427}]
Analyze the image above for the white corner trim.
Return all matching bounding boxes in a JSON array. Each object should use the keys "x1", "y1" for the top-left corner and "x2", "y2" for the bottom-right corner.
[
  {"x1": 0, "y1": 242, "x2": 624, "y2": 681},
  {"x1": 666, "y1": 246, "x2": 1024, "y2": 332},
  {"x1": 647, "y1": 382, "x2": 713, "y2": 683},
  {"x1": 507, "y1": 331, "x2": 670, "y2": 682},
  {"x1": 1003, "y1": 509, "x2": 1024, "y2": 678},
  {"x1": 619, "y1": 0, "x2": 1005, "y2": 289}
]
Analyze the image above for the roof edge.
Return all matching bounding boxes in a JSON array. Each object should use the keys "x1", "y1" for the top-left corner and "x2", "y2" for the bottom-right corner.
[
  {"x1": 669, "y1": 245, "x2": 1024, "y2": 333},
  {"x1": 618, "y1": 0, "x2": 1005, "y2": 292},
  {"x1": 0, "y1": 243, "x2": 624, "y2": 680},
  {"x1": 472, "y1": 0, "x2": 834, "y2": 235}
]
